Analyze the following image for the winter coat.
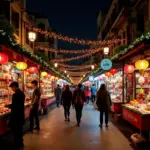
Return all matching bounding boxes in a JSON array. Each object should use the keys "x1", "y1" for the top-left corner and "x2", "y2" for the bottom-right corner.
[{"x1": 96, "y1": 90, "x2": 111, "y2": 112}]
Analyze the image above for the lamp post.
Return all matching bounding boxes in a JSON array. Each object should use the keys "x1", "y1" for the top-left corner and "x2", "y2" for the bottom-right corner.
[
  {"x1": 103, "y1": 47, "x2": 109, "y2": 55},
  {"x1": 28, "y1": 31, "x2": 36, "y2": 54}
]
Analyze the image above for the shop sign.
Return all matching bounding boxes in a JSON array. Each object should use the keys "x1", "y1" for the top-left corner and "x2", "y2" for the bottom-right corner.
[
  {"x1": 89, "y1": 76, "x2": 94, "y2": 82},
  {"x1": 100, "y1": 59, "x2": 112, "y2": 70}
]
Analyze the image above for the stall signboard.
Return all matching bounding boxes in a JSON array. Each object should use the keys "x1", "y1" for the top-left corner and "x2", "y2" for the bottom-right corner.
[
  {"x1": 100, "y1": 59, "x2": 112, "y2": 70},
  {"x1": 89, "y1": 76, "x2": 94, "y2": 82}
]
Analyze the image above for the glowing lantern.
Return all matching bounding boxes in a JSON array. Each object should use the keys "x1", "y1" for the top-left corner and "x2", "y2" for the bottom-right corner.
[
  {"x1": 41, "y1": 72, "x2": 47, "y2": 77},
  {"x1": 110, "y1": 68, "x2": 118, "y2": 75},
  {"x1": 0, "y1": 53, "x2": 8, "y2": 64},
  {"x1": 47, "y1": 74, "x2": 51, "y2": 78},
  {"x1": 91, "y1": 65, "x2": 95, "y2": 70},
  {"x1": 135, "y1": 59, "x2": 149, "y2": 70},
  {"x1": 16, "y1": 62, "x2": 27, "y2": 70},
  {"x1": 124, "y1": 65, "x2": 134, "y2": 74},
  {"x1": 28, "y1": 31, "x2": 36, "y2": 42},
  {"x1": 138, "y1": 76, "x2": 145, "y2": 85},
  {"x1": 54, "y1": 63, "x2": 58, "y2": 68},
  {"x1": 105, "y1": 72, "x2": 112, "y2": 77},
  {"x1": 104, "y1": 47, "x2": 109, "y2": 55},
  {"x1": 28, "y1": 67, "x2": 38, "y2": 74}
]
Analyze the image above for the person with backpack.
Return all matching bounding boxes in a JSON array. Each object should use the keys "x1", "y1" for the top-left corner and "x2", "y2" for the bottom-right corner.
[
  {"x1": 73, "y1": 83, "x2": 86, "y2": 127},
  {"x1": 61, "y1": 85, "x2": 72, "y2": 122},
  {"x1": 96, "y1": 84, "x2": 111, "y2": 128}
]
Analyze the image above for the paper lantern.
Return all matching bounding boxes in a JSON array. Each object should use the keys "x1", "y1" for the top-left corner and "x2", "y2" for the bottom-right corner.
[
  {"x1": 0, "y1": 53, "x2": 8, "y2": 64},
  {"x1": 105, "y1": 72, "x2": 112, "y2": 77},
  {"x1": 28, "y1": 31, "x2": 36, "y2": 42},
  {"x1": 124, "y1": 65, "x2": 134, "y2": 74},
  {"x1": 104, "y1": 47, "x2": 109, "y2": 55},
  {"x1": 28, "y1": 67, "x2": 38, "y2": 73},
  {"x1": 138, "y1": 76, "x2": 145, "y2": 85},
  {"x1": 110, "y1": 68, "x2": 118, "y2": 75},
  {"x1": 135, "y1": 59, "x2": 149, "y2": 70},
  {"x1": 91, "y1": 65, "x2": 95, "y2": 70},
  {"x1": 41, "y1": 72, "x2": 47, "y2": 77},
  {"x1": 16, "y1": 62, "x2": 27, "y2": 70}
]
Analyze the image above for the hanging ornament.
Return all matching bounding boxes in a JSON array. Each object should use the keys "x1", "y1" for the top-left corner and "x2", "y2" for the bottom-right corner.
[
  {"x1": 41, "y1": 72, "x2": 47, "y2": 77},
  {"x1": 110, "y1": 68, "x2": 118, "y2": 75},
  {"x1": 124, "y1": 65, "x2": 135, "y2": 74},
  {"x1": 0, "y1": 53, "x2": 8, "y2": 64},
  {"x1": 105, "y1": 72, "x2": 112, "y2": 77},
  {"x1": 138, "y1": 76, "x2": 145, "y2": 85},
  {"x1": 16, "y1": 62, "x2": 27, "y2": 70},
  {"x1": 135, "y1": 59, "x2": 149, "y2": 70},
  {"x1": 28, "y1": 67, "x2": 38, "y2": 74}
]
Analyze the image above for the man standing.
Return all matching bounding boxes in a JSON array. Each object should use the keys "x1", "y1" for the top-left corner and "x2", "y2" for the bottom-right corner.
[
  {"x1": 29, "y1": 80, "x2": 41, "y2": 132},
  {"x1": 7, "y1": 82, "x2": 25, "y2": 149},
  {"x1": 55, "y1": 84, "x2": 62, "y2": 107},
  {"x1": 91, "y1": 84, "x2": 97, "y2": 103}
]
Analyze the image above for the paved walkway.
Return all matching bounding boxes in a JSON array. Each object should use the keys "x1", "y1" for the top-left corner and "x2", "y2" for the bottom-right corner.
[{"x1": 23, "y1": 105, "x2": 133, "y2": 150}]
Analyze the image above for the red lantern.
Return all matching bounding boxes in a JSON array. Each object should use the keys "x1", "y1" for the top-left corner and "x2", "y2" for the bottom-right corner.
[
  {"x1": 124, "y1": 65, "x2": 134, "y2": 74},
  {"x1": 110, "y1": 68, "x2": 118, "y2": 75},
  {"x1": 105, "y1": 72, "x2": 112, "y2": 77},
  {"x1": 28, "y1": 67, "x2": 38, "y2": 74},
  {"x1": 0, "y1": 53, "x2": 8, "y2": 64}
]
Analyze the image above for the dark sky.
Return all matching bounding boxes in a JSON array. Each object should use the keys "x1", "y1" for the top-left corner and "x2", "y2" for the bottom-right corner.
[{"x1": 27, "y1": 0, "x2": 110, "y2": 64}]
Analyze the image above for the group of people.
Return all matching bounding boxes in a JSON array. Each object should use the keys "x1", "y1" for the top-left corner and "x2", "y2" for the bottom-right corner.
[
  {"x1": 6, "y1": 80, "x2": 41, "y2": 149},
  {"x1": 7, "y1": 81, "x2": 111, "y2": 150},
  {"x1": 56, "y1": 83, "x2": 111, "y2": 128}
]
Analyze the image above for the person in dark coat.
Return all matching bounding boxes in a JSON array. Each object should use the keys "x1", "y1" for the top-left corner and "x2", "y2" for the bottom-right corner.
[
  {"x1": 61, "y1": 85, "x2": 72, "y2": 122},
  {"x1": 29, "y1": 80, "x2": 41, "y2": 132},
  {"x1": 96, "y1": 84, "x2": 111, "y2": 128},
  {"x1": 6, "y1": 82, "x2": 25, "y2": 149},
  {"x1": 73, "y1": 84, "x2": 86, "y2": 127}
]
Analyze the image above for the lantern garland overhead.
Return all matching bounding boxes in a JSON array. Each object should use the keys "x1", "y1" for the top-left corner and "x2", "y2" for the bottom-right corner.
[
  {"x1": 26, "y1": 24, "x2": 126, "y2": 45},
  {"x1": 135, "y1": 59, "x2": 149, "y2": 70}
]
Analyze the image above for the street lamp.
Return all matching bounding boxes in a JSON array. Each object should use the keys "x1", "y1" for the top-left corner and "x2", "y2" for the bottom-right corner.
[
  {"x1": 91, "y1": 65, "x2": 95, "y2": 70},
  {"x1": 28, "y1": 31, "x2": 36, "y2": 42},
  {"x1": 54, "y1": 63, "x2": 58, "y2": 68},
  {"x1": 104, "y1": 47, "x2": 109, "y2": 55}
]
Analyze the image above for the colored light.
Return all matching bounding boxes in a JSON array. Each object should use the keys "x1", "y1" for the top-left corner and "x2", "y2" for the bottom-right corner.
[
  {"x1": 0, "y1": 53, "x2": 8, "y2": 64},
  {"x1": 124, "y1": 65, "x2": 135, "y2": 74},
  {"x1": 135, "y1": 59, "x2": 149, "y2": 70},
  {"x1": 16, "y1": 62, "x2": 27, "y2": 70},
  {"x1": 41, "y1": 71, "x2": 47, "y2": 77},
  {"x1": 28, "y1": 67, "x2": 38, "y2": 74}
]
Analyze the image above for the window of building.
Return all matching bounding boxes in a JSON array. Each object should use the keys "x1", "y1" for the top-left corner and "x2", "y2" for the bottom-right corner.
[
  {"x1": 11, "y1": 9, "x2": 19, "y2": 35},
  {"x1": 137, "y1": 13, "x2": 144, "y2": 34},
  {"x1": 37, "y1": 23, "x2": 45, "y2": 42}
]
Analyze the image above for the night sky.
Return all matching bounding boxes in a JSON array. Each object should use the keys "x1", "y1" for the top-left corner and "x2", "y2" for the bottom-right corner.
[{"x1": 27, "y1": 0, "x2": 110, "y2": 64}]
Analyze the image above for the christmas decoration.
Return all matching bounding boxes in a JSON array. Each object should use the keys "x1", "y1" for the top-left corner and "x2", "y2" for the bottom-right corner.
[
  {"x1": 16, "y1": 62, "x2": 27, "y2": 70},
  {"x1": 135, "y1": 59, "x2": 149, "y2": 70},
  {"x1": 124, "y1": 65, "x2": 135, "y2": 74},
  {"x1": 0, "y1": 53, "x2": 8, "y2": 64}
]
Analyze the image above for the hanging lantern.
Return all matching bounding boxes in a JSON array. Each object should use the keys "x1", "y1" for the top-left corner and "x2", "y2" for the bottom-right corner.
[
  {"x1": 28, "y1": 31, "x2": 36, "y2": 42},
  {"x1": 91, "y1": 65, "x2": 95, "y2": 70},
  {"x1": 138, "y1": 76, "x2": 145, "y2": 85},
  {"x1": 0, "y1": 53, "x2": 8, "y2": 64},
  {"x1": 54, "y1": 63, "x2": 58, "y2": 68},
  {"x1": 41, "y1": 71, "x2": 47, "y2": 77},
  {"x1": 110, "y1": 68, "x2": 118, "y2": 75},
  {"x1": 124, "y1": 65, "x2": 135, "y2": 74},
  {"x1": 28, "y1": 67, "x2": 38, "y2": 74},
  {"x1": 135, "y1": 59, "x2": 149, "y2": 70},
  {"x1": 64, "y1": 70, "x2": 67, "y2": 74},
  {"x1": 105, "y1": 72, "x2": 112, "y2": 77},
  {"x1": 47, "y1": 74, "x2": 51, "y2": 78},
  {"x1": 103, "y1": 47, "x2": 109, "y2": 55},
  {"x1": 16, "y1": 62, "x2": 27, "y2": 70}
]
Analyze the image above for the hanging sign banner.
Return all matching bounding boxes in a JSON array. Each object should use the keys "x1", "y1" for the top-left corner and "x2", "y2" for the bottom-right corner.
[{"x1": 100, "y1": 58, "x2": 112, "y2": 70}]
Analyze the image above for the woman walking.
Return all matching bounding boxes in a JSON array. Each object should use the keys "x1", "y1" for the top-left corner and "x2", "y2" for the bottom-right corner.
[
  {"x1": 61, "y1": 85, "x2": 72, "y2": 122},
  {"x1": 84, "y1": 87, "x2": 91, "y2": 104},
  {"x1": 96, "y1": 84, "x2": 111, "y2": 128},
  {"x1": 73, "y1": 84, "x2": 86, "y2": 127}
]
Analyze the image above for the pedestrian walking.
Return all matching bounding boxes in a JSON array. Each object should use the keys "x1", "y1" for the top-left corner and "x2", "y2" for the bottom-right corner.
[
  {"x1": 29, "y1": 80, "x2": 41, "y2": 132},
  {"x1": 55, "y1": 84, "x2": 62, "y2": 107},
  {"x1": 91, "y1": 84, "x2": 97, "y2": 103},
  {"x1": 96, "y1": 84, "x2": 111, "y2": 128},
  {"x1": 6, "y1": 82, "x2": 25, "y2": 149},
  {"x1": 73, "y1": 84, "x2": 86, "y2": 127},
  {"x1": 84, "y1": 87, "x2": 91, "y2": 104},
  {"x1": 61, "y1": 85, "x2": 72, "y2": 122}
]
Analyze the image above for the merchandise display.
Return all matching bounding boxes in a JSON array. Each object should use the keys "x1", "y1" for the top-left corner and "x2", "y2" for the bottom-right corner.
[{"x1": 107, "y1": 71, "x2": 123, "y2": 103}]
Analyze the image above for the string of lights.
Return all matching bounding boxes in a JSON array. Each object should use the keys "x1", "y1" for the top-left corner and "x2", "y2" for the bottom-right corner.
[{"x1": 26, "y1": 23, "x2": 127, "y2": 45}]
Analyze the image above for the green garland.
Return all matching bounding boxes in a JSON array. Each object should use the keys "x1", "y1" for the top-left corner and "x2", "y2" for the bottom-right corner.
[{"x1": 0, "y1": 21, "x2": 70, "y2": 82}]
